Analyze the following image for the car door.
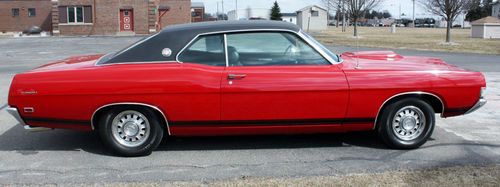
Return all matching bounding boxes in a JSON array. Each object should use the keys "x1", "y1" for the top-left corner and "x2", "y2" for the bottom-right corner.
[
  {"x1": 169, "y1": 34, "x2": 226, "y2": 127},
  {"x1": 221, "y1": 31, "x2": 349, "y2": 125}
]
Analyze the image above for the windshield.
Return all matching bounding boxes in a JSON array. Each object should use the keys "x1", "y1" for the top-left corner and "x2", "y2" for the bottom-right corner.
[{"x1": 299, "y1": 30, "x2": 341, "y2": 63}]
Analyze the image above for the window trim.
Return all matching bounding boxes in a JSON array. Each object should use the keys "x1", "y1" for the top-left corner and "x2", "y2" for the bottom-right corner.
[
  {"x1": 176, "y1": 29, "x2": 340, "y2": 66},
  {"x1": 28, "y1": 8, "x2": 36, "y2": 17},
  {"x1": 67, "y1": 6, "x2": 85, "y2": 24},
  {"x1": 11, "y1": 8, "x2": 19, "y2": 17}
]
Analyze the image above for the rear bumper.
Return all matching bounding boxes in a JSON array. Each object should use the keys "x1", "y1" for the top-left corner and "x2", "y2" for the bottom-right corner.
[
  {"x1": 465, "y1": 98, "x2": 487, "y2": 115},
  {"x1": 6, "y1": 107, "x2": 52, "y2": 132}
]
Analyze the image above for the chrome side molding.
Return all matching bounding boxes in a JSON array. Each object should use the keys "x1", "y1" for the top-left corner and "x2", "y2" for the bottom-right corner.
[{"x1": 23, "y1": 125, "x2": 53, "y2": 132}]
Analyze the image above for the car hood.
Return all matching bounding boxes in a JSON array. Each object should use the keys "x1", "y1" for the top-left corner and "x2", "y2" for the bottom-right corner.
[
  {"x1": 28, "y1": 54, "x2": 104, "y2": 73},
  {"x1": 340, "y1": 51, "x2": 461, "y2": 71}
]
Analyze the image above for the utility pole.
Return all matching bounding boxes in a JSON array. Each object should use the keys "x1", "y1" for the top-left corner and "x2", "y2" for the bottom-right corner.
[
  {"x1": 342, "y1": 0, "x2": 346, "y2": 32},
  {"x1": 235, "y1": 0, "x2": 238, "y2": 20},
  {"x1": 222, "y1": 0, "x2": 225, "y2": 20},
  {"x1": 412, "y1": 0, "x2": 415, "y2": 27},
  {"x1": 217, "y1": 2, "x2": 219, "y2": 20}
]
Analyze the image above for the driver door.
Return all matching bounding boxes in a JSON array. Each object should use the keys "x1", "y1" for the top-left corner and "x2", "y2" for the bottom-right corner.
[{"x1": 221, "y1": 32, "x2": 349, "y2": 125}]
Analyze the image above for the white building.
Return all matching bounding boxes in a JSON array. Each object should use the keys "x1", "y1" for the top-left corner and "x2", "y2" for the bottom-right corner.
[
  {"x1": 282, "y1": 13, "x2": 297, "y2": 24},
  {"x1": 471, "y1": 16, "x2": 500, "y2": 39},
  {"x1": 493, "y1": 1, "x2": 500, "y2": 19},
  {"x1": 296, "y1": 5, "x2": 328, "y2": 31},
  {"x1": 227, "y1": 8, "x2": 270, "y2": 20}
]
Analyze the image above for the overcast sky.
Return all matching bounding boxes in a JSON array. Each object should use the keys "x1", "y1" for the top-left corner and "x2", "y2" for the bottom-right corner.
[{"x1": 194, "y1": 0, "x2": 468, "y2": 20}]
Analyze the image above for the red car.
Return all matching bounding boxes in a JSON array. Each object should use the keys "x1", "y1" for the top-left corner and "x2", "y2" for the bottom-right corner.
[{"x1": 7, "y1": 21, "x2": 486, "y2": 156}]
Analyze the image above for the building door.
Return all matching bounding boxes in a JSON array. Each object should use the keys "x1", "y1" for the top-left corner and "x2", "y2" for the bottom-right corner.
[{"x1": 120, "y1": 9, "x2": 134, "y2": 32}]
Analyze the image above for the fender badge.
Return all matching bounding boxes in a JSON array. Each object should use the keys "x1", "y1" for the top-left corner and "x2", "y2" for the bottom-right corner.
[{"x1": 19, "y1": 90, "x2": 38, "y2": 95}]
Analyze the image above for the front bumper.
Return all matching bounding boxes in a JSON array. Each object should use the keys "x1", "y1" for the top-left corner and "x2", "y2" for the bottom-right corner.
[
  {"x1": 6, "y1": 107, "x2": 52, "y2": 132},
  {"x1": 464, "y1": 98, "x2": 487, "y2": 115}
]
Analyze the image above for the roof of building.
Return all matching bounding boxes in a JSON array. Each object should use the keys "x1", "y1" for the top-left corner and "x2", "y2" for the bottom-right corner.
[
  {"x1": 191, "y1": 2, "x2": 204, "y2": 8},
  {"x1": 472, "y1": 16, "x2": 500, "y2": 24},
  {"x1": 102, "y1": 21, "x2": 300, "y2": 64},
  {"x1": 297, "y1": 5, "x2": 327, "y2": 12},
  {"x1": 282, "y1": 13, "x2": 297, "y2": 17}
]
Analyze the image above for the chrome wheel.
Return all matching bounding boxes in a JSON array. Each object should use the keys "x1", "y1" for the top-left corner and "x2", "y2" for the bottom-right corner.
[
  {"x1": 392, "y1": 106, "x2": 426, "y2": 141},
  {"x1": 111, "y1": 110, "x2": 150, "y2": 147}
]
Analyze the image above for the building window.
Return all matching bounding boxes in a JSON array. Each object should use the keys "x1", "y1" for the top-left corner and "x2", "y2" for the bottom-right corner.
[
  {"x1": 311, "y1": 10, "x2": 319, "y2": 17},
  {"x1": 28, "y1": 8, "x2": 36, "y2": 17},
  {"x1": 12, "y1": 8, "x2": 19, "y2": 17},
  {"x1": 68, "y1": 6, "x2": 84, "y2": 23}
]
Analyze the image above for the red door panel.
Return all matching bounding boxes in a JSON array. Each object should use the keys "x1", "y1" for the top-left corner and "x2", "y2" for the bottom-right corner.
[{"x1": 221, "y1": 65, "x2": 349, "y2": 123}]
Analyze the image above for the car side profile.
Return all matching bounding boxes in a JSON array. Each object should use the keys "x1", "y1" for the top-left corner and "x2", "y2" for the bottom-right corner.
[{"x1": 7, "y1": 21, "x2": 486, "y2": 156}]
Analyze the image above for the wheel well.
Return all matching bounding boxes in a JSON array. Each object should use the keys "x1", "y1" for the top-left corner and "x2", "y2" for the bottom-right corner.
[
  {"x1": 91, "y1": 104, "x2": 169, "y2": 133},
  {"x1": 374, "y1": 93, "x2": 444, "y2": 129}
]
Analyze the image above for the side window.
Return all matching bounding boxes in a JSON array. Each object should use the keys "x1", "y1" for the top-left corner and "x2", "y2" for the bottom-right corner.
[
  {"x1": 225, "y1": 32, "x2": 330, "y2": 66},
  {"x1": 178, "y1": 34, "x2": 226, "y2": 66}
]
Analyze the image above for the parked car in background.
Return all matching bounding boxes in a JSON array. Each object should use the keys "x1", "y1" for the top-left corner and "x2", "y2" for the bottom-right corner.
[{"x1": 7, "y1": 21, "x2": 487, "y2": 156}]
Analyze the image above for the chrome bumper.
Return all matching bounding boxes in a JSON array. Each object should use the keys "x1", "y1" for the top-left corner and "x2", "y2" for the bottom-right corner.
[
  {"x1": 6, "y1": 107, "x2": 52, "y2": 132},
  {"x1": 465, "y1": 98, "x2": 487, "y2": 115}
]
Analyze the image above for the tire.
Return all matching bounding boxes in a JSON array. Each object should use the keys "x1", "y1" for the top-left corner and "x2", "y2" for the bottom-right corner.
[
  {"x1": 377, "y1": 98, "x2": 435, "y2": 149},
  {"x1": 99, "y1": 106, "x2": 164, "y2": 156}
]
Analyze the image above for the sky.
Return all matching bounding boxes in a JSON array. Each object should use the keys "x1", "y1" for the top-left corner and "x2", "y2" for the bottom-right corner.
[{"x1": 194, "y1": 0, "x2": 468, "y2": 21}]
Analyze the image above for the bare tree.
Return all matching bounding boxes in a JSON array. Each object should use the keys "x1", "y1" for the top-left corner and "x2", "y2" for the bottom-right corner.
[
  {"x1": 345, "y1": 0, "x2": 382, "y2": 37},
  {"x1": 419, "y1": 0, "x2": 472, "y2": 43},
  {"x1": 322, "y1": 0, "x2": 350, "y2": 31}
]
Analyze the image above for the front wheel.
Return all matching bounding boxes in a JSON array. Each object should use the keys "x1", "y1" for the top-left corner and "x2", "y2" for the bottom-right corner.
[
  {"x1": 377, "y1": 98, "x2": 435, "y2": 149},
  {"x1": 99, "y1": 107, "x2": 164, "y2": 156}
]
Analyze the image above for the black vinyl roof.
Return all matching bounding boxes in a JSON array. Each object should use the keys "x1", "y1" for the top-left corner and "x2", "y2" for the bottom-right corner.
[{"x1": 102, "y1": 21, "x2": 301, "y2": 64}]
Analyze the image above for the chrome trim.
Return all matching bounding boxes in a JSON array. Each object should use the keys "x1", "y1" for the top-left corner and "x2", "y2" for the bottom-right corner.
[
  {"x1": 373, "y1": 91, "x2": 445, "y2": 130},
  {"x1": 6, "y1": 107, "x2": 26, "y2": 126},
  {"x1": 224, "y1": 34, "x2": 229, "y2": 67},
  {"x1": 6, "y1": 107, "x2": 52, "y2": 132},
  {"x1": 464, "y1": 98, "x2": 486, "y2": 115},
  {"x1": 297, "y1": 30, "x2": 340, "y2": 64},
  {"x1": 175, "y1": 28, "x2": 340, "y2": 65},
  {"x1": 91, "y1": 102, "x2": 171, "y2": 135},
  {"x1": 24, "y1": 125, "x2": 52, "y2": 132}
]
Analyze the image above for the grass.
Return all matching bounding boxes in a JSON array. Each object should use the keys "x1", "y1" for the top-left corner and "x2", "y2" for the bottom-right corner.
[
  {"x1": 98, "y1": 165, "x2": 500, "y2": 186},
  {"x1": 313, "y1": 26, "x2": 500, "y2": 55}
]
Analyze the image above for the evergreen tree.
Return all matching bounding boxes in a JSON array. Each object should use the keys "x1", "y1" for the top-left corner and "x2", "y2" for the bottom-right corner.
[
  {"x1": 466, "y1": 0, "x2": 492, "y2": 21},
  {"x1": 270, "y1": 1, "x2": 283, "y2": 20}
]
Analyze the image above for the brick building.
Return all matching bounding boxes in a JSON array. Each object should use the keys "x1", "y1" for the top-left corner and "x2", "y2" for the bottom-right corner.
[
  {"x1": 52, "y1": 0, "x2": 191, "y2": 35},
  {"x1": 191, "y1": 2, "x2": 204, "y2": 22},
  {"x1": 0, "y1": 0, "x2": 191, "y2": 35},
  {"x1": 0, "y1": 0, "x2": 52, "y2": 33}
]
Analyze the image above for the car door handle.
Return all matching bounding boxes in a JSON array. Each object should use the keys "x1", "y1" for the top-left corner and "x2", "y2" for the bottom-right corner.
[{"x1": 227, "y1": 74, "x2": 247, "y2": 80}]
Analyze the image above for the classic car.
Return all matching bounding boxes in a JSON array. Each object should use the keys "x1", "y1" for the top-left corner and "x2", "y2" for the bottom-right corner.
[{"x1": 7, "y1": 21, "x2": 486, "y2": 156}]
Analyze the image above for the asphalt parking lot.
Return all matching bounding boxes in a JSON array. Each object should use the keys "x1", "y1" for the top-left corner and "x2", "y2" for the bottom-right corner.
[{"x1": 0, "y1": 36, "x2": 499, "y2": 185}]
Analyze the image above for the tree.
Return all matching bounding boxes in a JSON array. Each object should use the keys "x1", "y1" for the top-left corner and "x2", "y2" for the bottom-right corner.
[
  {"x1": 419, "y1": 0, "x2": 472, "y2": 43},
  {"x1": 345, "y1": 0, "x2": 383, "y2": 36},
  {"x1": 466, "y1": 0, "x2": 492, "y2": 21},
  {"x1": 270, "y1": 1, "x2": 283, "y2": 21}
]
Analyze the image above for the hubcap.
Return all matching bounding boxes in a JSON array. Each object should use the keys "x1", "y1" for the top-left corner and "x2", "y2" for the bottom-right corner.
[
  {"x1": 111, "y1": 110, "x2": 150, "y2": 147},
  {"x1": 392, "y1": 106, "x2": 426, "y2": 141}
]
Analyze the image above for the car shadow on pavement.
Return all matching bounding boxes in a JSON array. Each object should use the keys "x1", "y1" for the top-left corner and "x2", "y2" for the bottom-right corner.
[{"x1": 0, "y1": 123, "x2": 392, "y2": 155}]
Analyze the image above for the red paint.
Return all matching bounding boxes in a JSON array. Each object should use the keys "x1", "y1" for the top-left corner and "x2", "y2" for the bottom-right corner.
[
  {"x1": 120, "y1": 9, "x2": 133, "y2": 32},
  {"x1": 8, "y1": 51, "x2": 486, "y2": 136}
]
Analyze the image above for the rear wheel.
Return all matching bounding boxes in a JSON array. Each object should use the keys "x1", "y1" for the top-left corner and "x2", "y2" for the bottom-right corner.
[
  {"x1": 377, "y1": 98, "x2": 435, "y2": 149},
  {"x1": 99, "y1": 107, "x2": 164, "y2": 156}
]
